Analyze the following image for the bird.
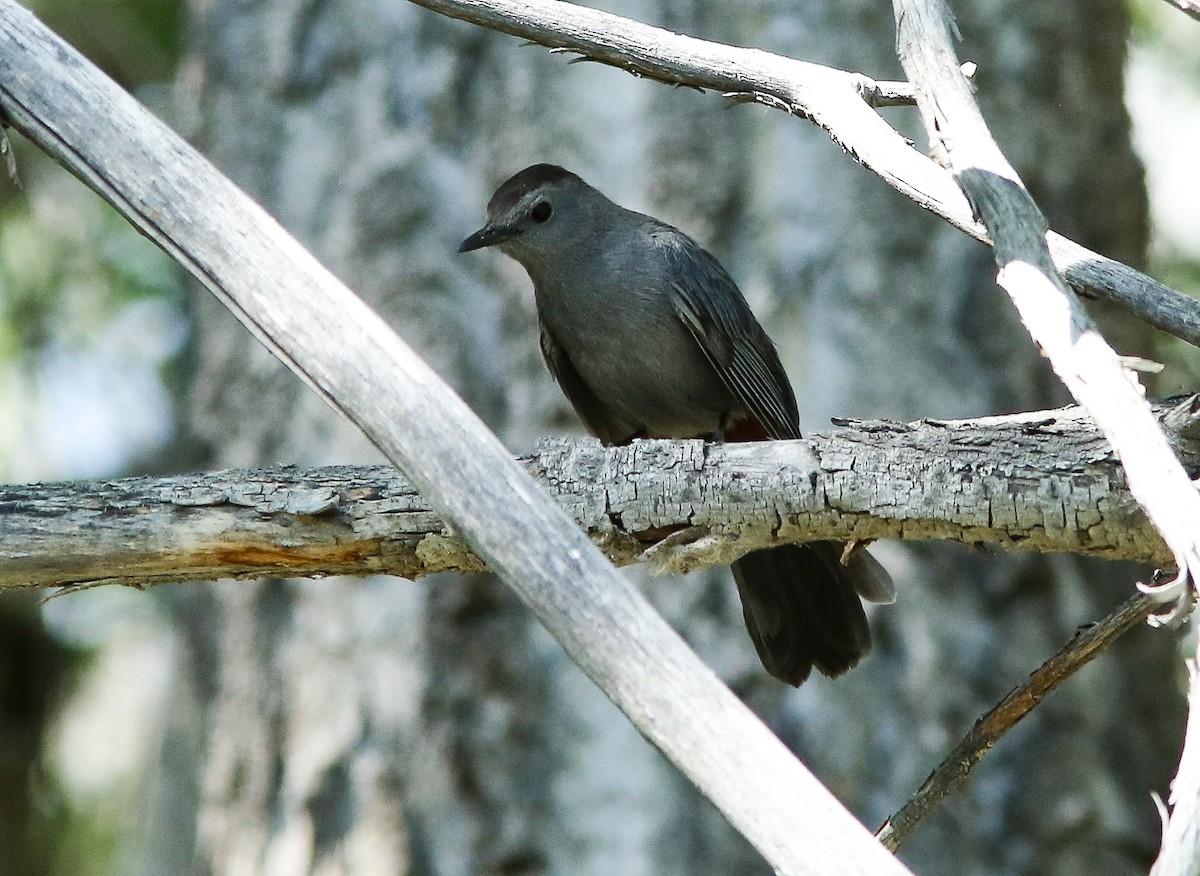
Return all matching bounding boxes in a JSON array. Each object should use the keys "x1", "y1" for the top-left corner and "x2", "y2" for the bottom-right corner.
[{"x1": 460, "y1": 163, "x2": 894, "y2": 685}]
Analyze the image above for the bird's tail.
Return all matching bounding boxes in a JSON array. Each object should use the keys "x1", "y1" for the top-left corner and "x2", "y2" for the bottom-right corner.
[{"x1": 732, "y1": 541, "x2": 891, "y2": 686}]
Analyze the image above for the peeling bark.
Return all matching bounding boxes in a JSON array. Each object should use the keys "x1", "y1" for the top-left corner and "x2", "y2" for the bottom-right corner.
[{"x1": 2, "y1": 404, "x2": 1193, "y2": 592}]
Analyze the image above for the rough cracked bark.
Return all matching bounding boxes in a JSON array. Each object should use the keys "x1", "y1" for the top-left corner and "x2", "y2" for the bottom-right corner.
[{"x1": 4, "y1": 404, "x2": 1196, "y2": 591}]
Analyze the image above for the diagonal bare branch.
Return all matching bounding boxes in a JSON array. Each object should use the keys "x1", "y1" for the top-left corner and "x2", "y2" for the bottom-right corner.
[
  {"x1": 877, "y1": 590, "x2": 1163, "y2": 851},
  {"x1": 1158, "y1": 0, "x2": 1200, "y2": 22},
  {"x1": 891, "y1": 0, "x2": 1200, "y2": 625}
]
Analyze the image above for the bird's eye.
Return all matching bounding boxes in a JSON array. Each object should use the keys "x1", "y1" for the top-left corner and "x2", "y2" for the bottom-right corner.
[{"x1": 530, "y1": 200, "x2": 553, "y2": 223}]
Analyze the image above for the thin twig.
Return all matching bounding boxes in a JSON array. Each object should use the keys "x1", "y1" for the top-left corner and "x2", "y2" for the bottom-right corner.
[
  {"x1": 849, "y1": 75, "x2": 916, "y2": 107},
  {"x1": 877, "y1": 591, "x2": 1163, "y2": 851},
  {"x1": 849, "y1": 62, "x2": 973, "y2": 107}
]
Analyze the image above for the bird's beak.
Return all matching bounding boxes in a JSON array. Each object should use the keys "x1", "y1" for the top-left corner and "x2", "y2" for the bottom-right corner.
[{"x1": 458, "y1": 223, "x2": 519, "y2": 253}]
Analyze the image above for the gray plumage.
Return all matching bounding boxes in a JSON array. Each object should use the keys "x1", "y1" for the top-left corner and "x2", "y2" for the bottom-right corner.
[{"x1": 461, "y1": 164, "x2": 893, "y2": 685}]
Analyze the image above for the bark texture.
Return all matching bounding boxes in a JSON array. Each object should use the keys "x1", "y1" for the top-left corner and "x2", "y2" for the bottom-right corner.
[
  {"x1": 137, "y1": 1, "x2": 1182, "y2": 874},
  {"x1": 6, "y1": 404, "x2": 1197, "y2": 592}
]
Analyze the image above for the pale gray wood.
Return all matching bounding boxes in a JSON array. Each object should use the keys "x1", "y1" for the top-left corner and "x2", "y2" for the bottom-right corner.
[
  {"x1": 0, "y1": 4, "x2": 913, "y2": 874},
  {"x1": 407, "y1": 0, "x2": 1200, "y2": 349},
  {"x1": 890, "y1": 9, "x2": 1199, "y2": 867},
  {"x1": 414, "y1": 0, "x2": 1200, "y2": 622},
  {"x1": 438, "y1": 2, "x2": 1175, "y2": 874},
  {"x1": 1152, "y1": 659, "x2": 1200, "y2": 876},
  {"x1": 404, "y1": 3, "x2": 1177, "y2": 873},
  {"x1": 1, "y1": 0, "x2": 1178, "y2": 872},
  {"x1": 2, "y1": 403, "x2": 1191, "y2": 591},
  {"x1": 890, "y1": 0, "x2": 1200, "y2": 623}
]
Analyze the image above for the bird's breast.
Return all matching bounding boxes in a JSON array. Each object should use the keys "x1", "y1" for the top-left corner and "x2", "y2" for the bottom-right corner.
[{"x1": 534, "y1": 275, "x2": 740, "y2": 439}]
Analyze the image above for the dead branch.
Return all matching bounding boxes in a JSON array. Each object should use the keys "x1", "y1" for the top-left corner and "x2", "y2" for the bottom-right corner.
[
  {"x1": 891, "y1": 0, "x2": 1200, "y2": 620},
  {"x1": 1157, "y1": 0, "x2": 1200, "y2": 23},
  {"x1": 877, "y1": 590, "x2": 1163, "y2": 851},
  {"x1": 4, "y1": 403, "x2": 1197, "y2": 592}
]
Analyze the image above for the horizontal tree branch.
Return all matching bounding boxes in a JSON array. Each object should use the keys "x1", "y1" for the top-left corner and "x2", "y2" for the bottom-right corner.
[
  {"x1": 5, "y1": 403, "x2": 1195, "y2": 592},
  {"x1": 406, "y1": 0, "x2": 1200, "y2": 348}
]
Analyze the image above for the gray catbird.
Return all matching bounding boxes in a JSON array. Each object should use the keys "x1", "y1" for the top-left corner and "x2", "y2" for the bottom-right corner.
[{"x1": 460, "y1": 164, "x2": 894, "y2": 686}]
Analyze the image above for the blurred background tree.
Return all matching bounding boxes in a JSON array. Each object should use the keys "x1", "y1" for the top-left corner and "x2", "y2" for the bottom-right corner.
[{"x1": 0, "y1": 0, "x2": 1197, "y2": 874}]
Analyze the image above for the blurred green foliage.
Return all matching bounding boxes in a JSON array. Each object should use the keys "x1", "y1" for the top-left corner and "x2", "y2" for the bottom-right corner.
[
  {"x1": 1126, "y1": 0, "x2": 1200, "y2": 397},
  {"x1": 1129, "y1": 1, "x2": 1200, "y2": 76},
  {"x1": 0, "y1": 170, "x2": 182, "y2": 353},
  {"x1": 0, "y1": 4, "x2": 185, "y2": 876},
  {"x1": 0, "y1": 0, "x2": 187, "y2": 479},
  {"x1": 26, "y1": 0, "x2": 183, "y2": 86}
]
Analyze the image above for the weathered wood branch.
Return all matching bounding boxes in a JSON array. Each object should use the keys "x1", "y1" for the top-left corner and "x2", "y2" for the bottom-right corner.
[
  {"x1": 1153, "y1": 649, "x2": 1200, "y2": 876},
  {"x1": 404, "y1": 0, "x2": 1200, "y2": 348},
  {"x1": 4, "y1": 403, "x2": 1197, "y2": 592},
  {"x1": 893, "y1": 2, "x2": 1200, "y2": 868},
  {"x1": 877, "y1": 589, "x2": 1162, "y2": 852},
  {"x1": 892, "y1": 0, "x2": 1200, "y2": 623},
  {"x1": 0, "y1": 5, "x2": 913, "y2": 874},
  {"x1": 408, "y1": 0, "x2": 1200, "y2": 615}
]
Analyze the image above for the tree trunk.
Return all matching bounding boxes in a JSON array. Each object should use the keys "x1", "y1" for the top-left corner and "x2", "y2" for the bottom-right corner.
[{"x1": 139, "y1": 1, "x2": 1180, "y2": 873}]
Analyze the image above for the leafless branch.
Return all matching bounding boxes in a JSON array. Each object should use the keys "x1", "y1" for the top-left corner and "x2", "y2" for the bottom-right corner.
[
  {"x1": 1158, "y1": 0, "x2": 1200, "y2": 23},
  {"x1": 892, "y1": 0, "x2": 1200, "y2": 622},
  {"x1": 892, "y1": 4, "x2": 1200, "y2": 866},
  {"x1": 4, "y1": 404, "x2": 1195, "y2": 592},
  {"x1": 877, "y1": 590, "x2": 1164, "y2": 851}
]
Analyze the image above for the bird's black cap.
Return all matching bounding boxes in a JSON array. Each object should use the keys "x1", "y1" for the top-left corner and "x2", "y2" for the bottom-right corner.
[
  {"x1": 485, "y1": 164, "x2": 583, "y2": 217},
  {"x1": 460, "y1": 164, "x2": 585, "y2": 252}
]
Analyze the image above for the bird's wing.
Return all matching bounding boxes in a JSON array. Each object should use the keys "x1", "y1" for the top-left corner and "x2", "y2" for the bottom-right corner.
[
  {"x1": 538, "y1": 318, "x2": 640, "y2": 445},
  {"x1": 657, "y1": 229, "x2": 801, "y2": 441}
]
